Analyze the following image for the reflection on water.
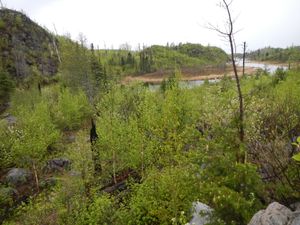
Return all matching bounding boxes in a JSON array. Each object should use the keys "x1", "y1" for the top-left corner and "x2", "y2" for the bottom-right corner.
[
  {"x1": 236, "y1": 59, "x2": 287, "y2": 73},
  {"x1": 149, "y1": 79, "x2": 219, "y2": 90},
  {"x1": 149, "y1": 60, "x2": 287, "y2": 90}
]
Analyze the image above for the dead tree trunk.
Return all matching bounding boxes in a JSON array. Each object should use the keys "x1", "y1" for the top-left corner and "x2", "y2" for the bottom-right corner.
[
  {"x1": 242, "y1": 42, "x2": 246, "y2": 76},
  {"x1": 208, "y1": 0, "x2": 245, "y2": 162},
  {"x1": 90, "y1": 119, "x2": 101, "y2": 174}
]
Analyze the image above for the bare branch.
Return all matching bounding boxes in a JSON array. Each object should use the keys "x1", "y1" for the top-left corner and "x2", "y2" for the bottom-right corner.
[
  {"x1": 233, "y1": 28, "x2": 243, "y2": 35},
  {"x1": 227, "y1": 0, "x2": 234, "y2": 7},
  {"x1": 206, "y1": 22, "x2": 229, "y2": 36}
]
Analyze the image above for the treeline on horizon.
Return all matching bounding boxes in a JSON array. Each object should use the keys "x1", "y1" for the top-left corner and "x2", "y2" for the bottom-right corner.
[{"x1": 246, "y1": 46, "x2": 300, "y2": 63}]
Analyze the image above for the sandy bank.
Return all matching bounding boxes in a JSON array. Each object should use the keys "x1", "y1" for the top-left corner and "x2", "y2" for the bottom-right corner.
[{"x1": 123, "y1": 66, "x2": 257, "y2": 84}]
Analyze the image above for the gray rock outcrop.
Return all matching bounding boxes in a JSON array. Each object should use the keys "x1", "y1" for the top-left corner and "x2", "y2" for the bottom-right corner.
[
  {"x1": 189, "y1": 202, "x2": 212, "y2": 225},
  {"x1": 0, "y1": 8, "x2": 59, "y2": 78},
  {"x1": 248, "y1": 202, "x2": 300, "y2": 225},
  {"x1": 5, "y1": 168, "x2": 32, "y2": 186},
  {"x1": 46, "y1": 158, "x2": 71, "y2": 172}
]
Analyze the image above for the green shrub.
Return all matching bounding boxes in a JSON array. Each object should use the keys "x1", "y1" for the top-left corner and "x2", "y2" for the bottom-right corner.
[
  {"x1": 118, "y1": 166, "x2": 198, "y2": 225},
  {"x1": 0, "y1": 120, "x2": 14, "y2": 169},
  {"x1": 74, "y1": 194, "x2": 114, "y2": 225},
  {"x1": 198, "y1": 156, "x2": 264, "y2": 225},
  {"x1": 51, "y1": 88, "x2": 92, "y2": 130}
]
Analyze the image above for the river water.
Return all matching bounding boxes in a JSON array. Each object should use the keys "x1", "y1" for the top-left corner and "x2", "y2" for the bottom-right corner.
[
  {"x1": 149, "y1": 60, "x2": 288, "y2": 90},
  {"x1": 236, "y1": 59, "x2": 287, "y2": 73}
]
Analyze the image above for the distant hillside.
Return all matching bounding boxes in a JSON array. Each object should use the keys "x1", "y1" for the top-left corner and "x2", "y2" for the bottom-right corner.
[
  {"x1": 138, "y1": 43, "x2": 228, "y2": 73},
  {"x1": 0, "y1": 8, "x2": 59, "y2": 79},
  {"x1": 93, "y1": 43, "x2": 228, "y2": 77},
  {"x1": 246, "y1": 46, "x2": 300, "y2": 62}
]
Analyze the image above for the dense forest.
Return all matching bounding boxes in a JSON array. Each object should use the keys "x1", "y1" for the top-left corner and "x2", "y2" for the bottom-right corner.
[{"x1": 1, "y1": 6, "x2": 300, "y2": 225}]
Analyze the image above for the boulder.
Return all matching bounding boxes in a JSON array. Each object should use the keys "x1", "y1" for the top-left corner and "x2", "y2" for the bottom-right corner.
[
  {"x1": 290, "y1": 202, "x2": 300, "y2": 212},
  {"x1": 5, "y1": 168, "x2": 32, "y2": 186},
  {"x1": 248, "y1": 202, "x2": 294, "y2": 225},
  {"x1": 289, "y1": 213, "x2": 300, "y2": 225},
  {"x1": 46, "y1": 158, "x2": 71, "y2": 172},
  {"x1": 189, "y1": 202, "x2": 212, "y2": 225}
]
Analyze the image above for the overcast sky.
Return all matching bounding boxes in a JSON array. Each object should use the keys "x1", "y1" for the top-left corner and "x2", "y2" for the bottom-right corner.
[{"x1": 2, "y1": 0, "x2": 300, "y2": 52}]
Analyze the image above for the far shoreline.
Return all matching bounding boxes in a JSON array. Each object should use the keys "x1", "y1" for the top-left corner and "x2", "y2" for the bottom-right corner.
[{"x1": 123, "y1": 66, "x2": 257, "y2": 85}]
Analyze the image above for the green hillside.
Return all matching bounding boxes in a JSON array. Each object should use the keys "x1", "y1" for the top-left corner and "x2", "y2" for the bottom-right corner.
[{"x1": 247, "y1": 46, "x2": 300, "y2": 63}]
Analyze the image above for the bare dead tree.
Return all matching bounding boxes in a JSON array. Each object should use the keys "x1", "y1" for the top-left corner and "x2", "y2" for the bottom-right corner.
[
  {"x1": 242, "y1": 41, "x2": 246, "y2": 76},
  {"x1": 52, "y1": 23, "x2": 62, "y2": 63},
  {"x1": 208, "y1": 0, "x2": 245, "y2": 162}
]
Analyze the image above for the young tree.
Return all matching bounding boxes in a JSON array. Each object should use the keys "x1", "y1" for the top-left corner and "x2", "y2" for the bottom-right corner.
[
  {"x1": 208, "y1": 0, "x2": 245, "y2": 162},
  {"x1": 12, "y1": 101, "x2": 60, "y2": 191},
  {"x1": 90, "y1": 43, "x2": 107, "y2": 91}
]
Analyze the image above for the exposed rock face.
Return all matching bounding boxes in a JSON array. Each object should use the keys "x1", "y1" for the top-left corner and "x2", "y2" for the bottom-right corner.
[
  {"x1": 0, "y1": 8, "x2": 59, "y2": 78},
  {"x1": 189, "y1": 202, "x2": 212, "y2": 225},
  {"x1": 247, "y1": 202, "x2": 300, "y2": 225},
  {"x1": 5, "y1": 168, "x2": 32, "y2": 186}
]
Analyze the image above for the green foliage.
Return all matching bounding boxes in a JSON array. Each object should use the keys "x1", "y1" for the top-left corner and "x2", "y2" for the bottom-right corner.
[
  {"x1": 11, "y1": 100, "x2": 60, "y2": 168},
  {"x1": 247, "y1": 46, "x2": 300, "y2": 63},
  {"x1": 0, "y1": 120, "x2": 14, "y2": 169},
  {"x1": 0, "y1": 69, "x2": 14, "y2": 105},
  {"x1": 92, "y1": 43, "x2": 227, "y2": 77},
  {"x1": 50, "y1": 87, "x2": 92, "y2": 130},
  {"x1": 4, "y1": 41, "x2": 300, "y2": 225},
  {"x1": 198, "y1": 157, "x2": 264, "y2": 224},
  {"x1": 272, "y1": 67, "x2": 287, "y2": 85},
  {"x1": 74, "y1": 194, "x2": 114, "y2": 225},
  {"x1": 0, "y1": 19, "x2": 6, "y2": 29},
  {"x1": 160, "y1": 69, "x2": 181, "y2": 92},
  {"x1": 292, "y1": 137, "x2": 300, "y2": 161},
  {"x1": 117, "y1": 166, "x2": 197, "y2": 225},
  {"x1": 0, "y1": 186, "x2": 15, "y2": 222},
  {"x1": 139, "y1": 44, "x2": 227, "y2": 74},
  {"x1": 173, "y1": 43, "x2": 228, "y2": 64},
  {"x1": 293, "y1": 154, "x2": 300, "y2": 161}
]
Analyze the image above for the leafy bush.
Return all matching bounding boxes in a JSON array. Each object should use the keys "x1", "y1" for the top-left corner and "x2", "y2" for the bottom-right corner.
[
  {"x1": 272, "y1": 67, "x2": 287, "y2": 84},
  {"x1": 198, "y1": 155, "x2": 264, "y2": 225},
  {"x1": 73, "y1": 194, "x2": 114, "y2": 225},
  {"x1": 117, "y1": 166, "x2": 198, "y2": 225},
  {"x1": 0, "y1": 120, "x2": 14, "y2": 169},
  {"x1": 51, "y1": 88, "x2": 92, "y2": 130},
  {"x1": 12, "y1": 101, "x2": 60, "y2": 167}
]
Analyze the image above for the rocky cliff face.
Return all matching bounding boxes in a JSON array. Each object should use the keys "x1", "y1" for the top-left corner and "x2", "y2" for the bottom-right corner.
[{"x1": 0, "y1": 8, "x2": 59, "y2": 78}]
